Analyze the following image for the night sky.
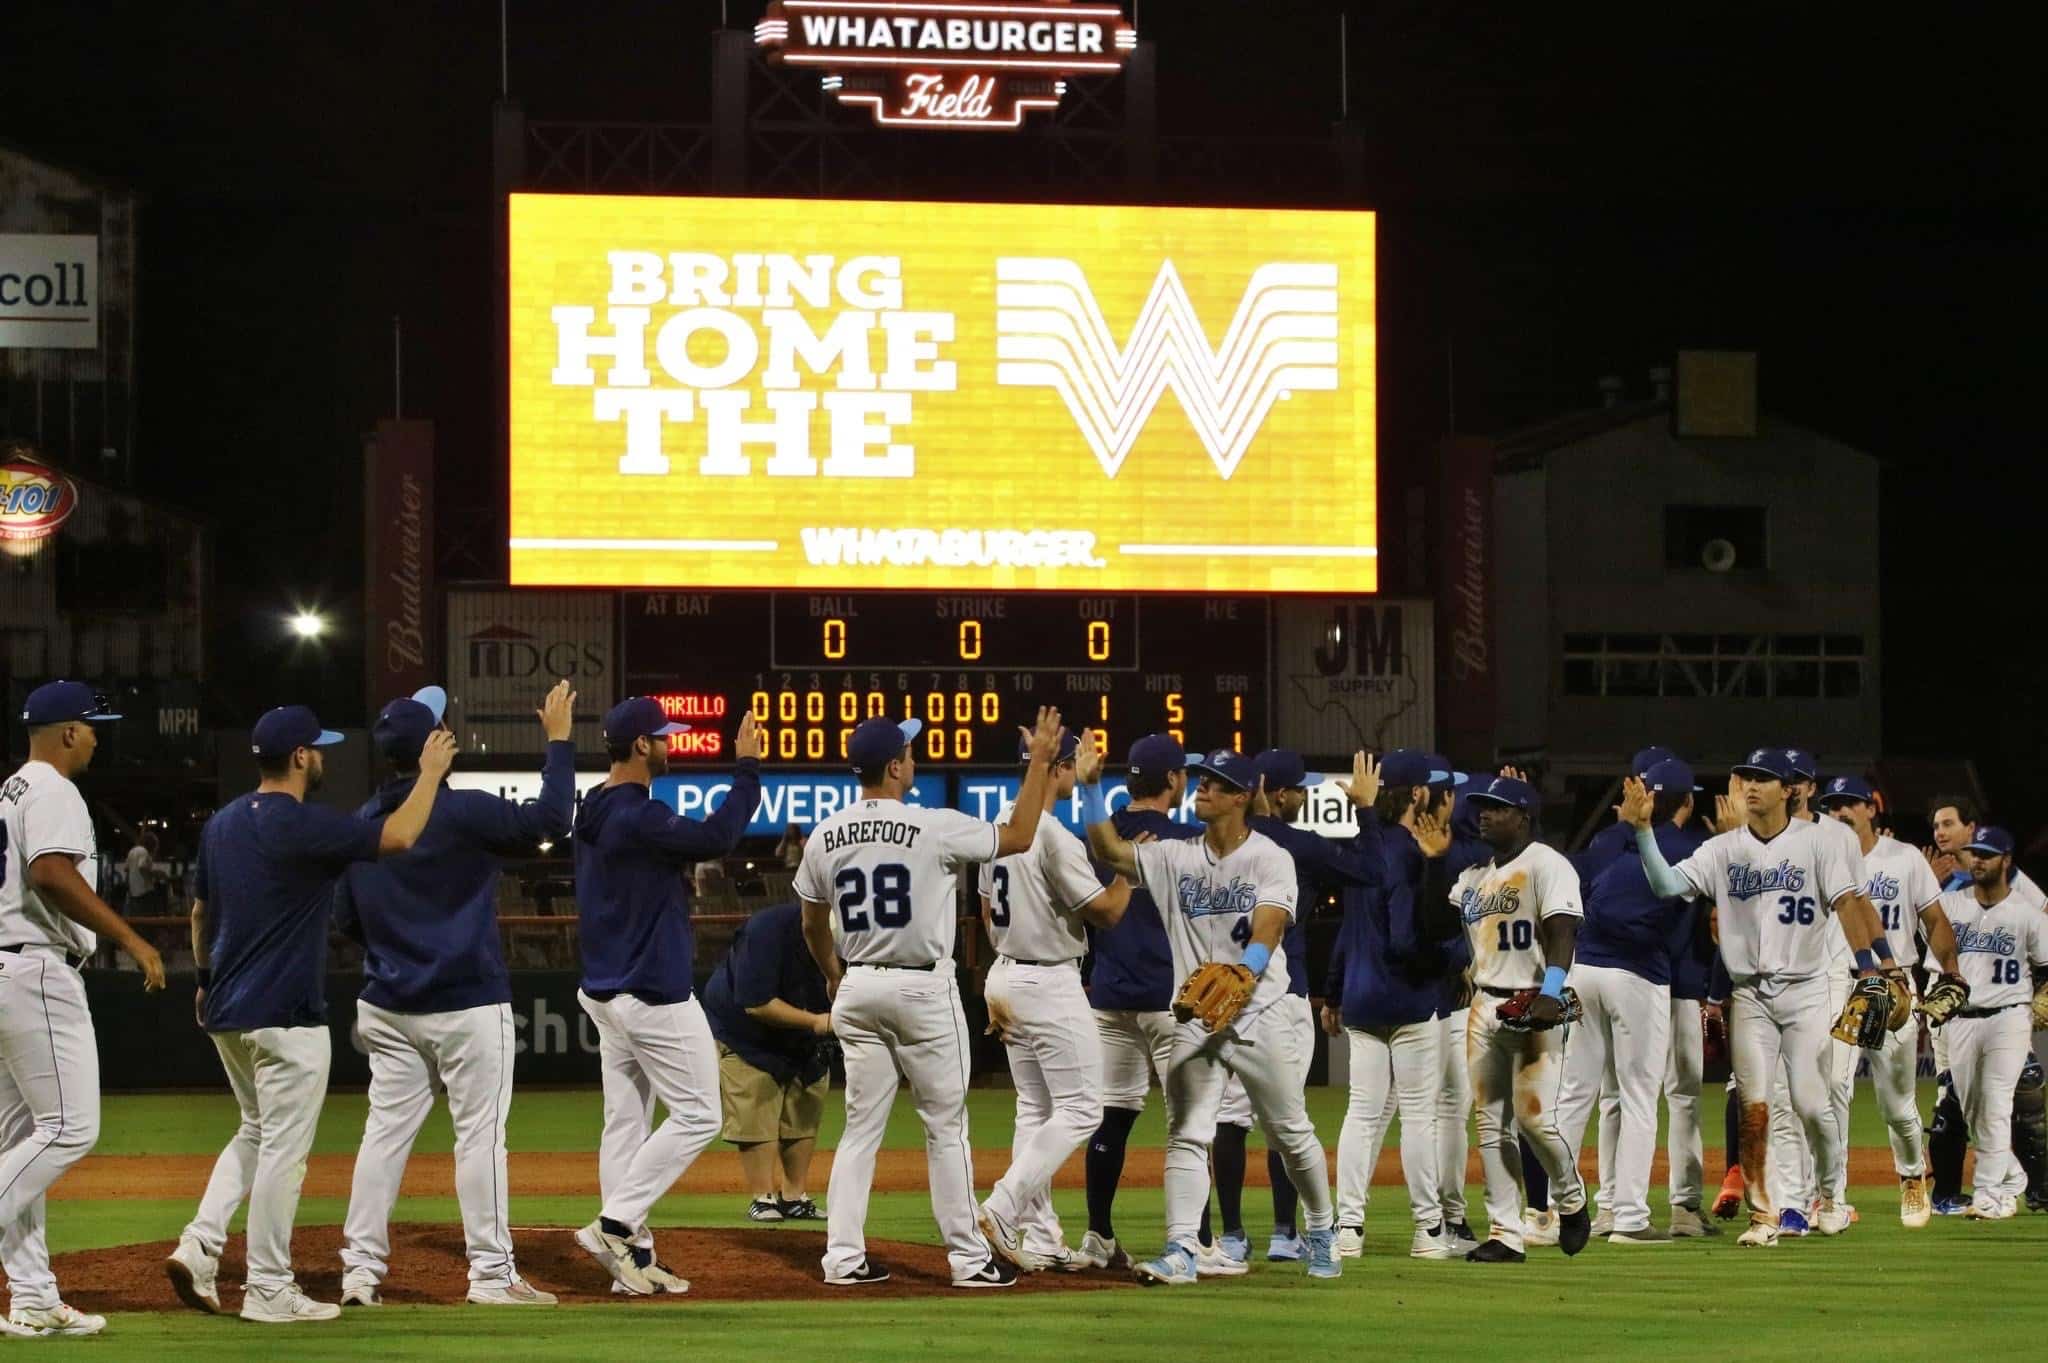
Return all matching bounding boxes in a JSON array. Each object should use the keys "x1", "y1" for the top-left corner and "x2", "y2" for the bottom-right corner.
[{"x1": 4, "y1": 3, "x2": 2038, "y2": 823}]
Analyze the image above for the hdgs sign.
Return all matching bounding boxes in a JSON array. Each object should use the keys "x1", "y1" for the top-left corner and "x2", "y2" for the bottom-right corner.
[{"x1": 509, "y1": 194, "x2": 1376, "y2": 593}]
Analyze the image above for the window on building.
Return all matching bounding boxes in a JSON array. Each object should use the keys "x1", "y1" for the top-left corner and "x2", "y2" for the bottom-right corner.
[{"x1": 1561, "y1": 634, "x2": 1865, "y2": 699}]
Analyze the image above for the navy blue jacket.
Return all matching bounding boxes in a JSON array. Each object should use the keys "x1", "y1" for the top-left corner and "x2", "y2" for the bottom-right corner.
[
  {"x1": 334, "y1": 741, "x2": 575, "y2": 1015},
  {"x1": 1327, "y1": 817, "x2": 1458, "y2": 1028},
  {"x1": 1250, "y1": 813, "x2": 1380, "y2": 997},
  {"x1": 1575, "y1": 823, "x2": 1703, "y2": 986},
  {"x1": 197, "y1": 791, "x2": 382, "y2": 1032},
  {"x1": 703, "y1": 903, "x2": 831, "y2": 1084},
  {"x1": 1085, "y1": 806, "x2": 1200, "y2": 1012},
  {"x1": 1579, "y1": 820, "x2": 1637, "y2": 878},
  {"x1": 574, "y1": 763, "x2": 761, "y2": 1004}
]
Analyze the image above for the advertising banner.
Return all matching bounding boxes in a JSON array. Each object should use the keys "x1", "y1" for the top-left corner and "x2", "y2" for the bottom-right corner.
[
  {"x1": 0, "y1": 234, "x2": 97, "y2": 349},
  {"x1": 364, "y1": 420, "x2": 436, "y2": 714}
]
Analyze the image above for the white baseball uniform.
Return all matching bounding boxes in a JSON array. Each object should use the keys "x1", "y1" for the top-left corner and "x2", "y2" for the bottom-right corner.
[
  {"x1": 1861, "y1": 837, "x2": 1942, "y2": 1176},
  {"x1": 797, "y1": 799, "x2": 1002, "y2": 1281},
  {"x1": 978, "y1": 802, "x2": 1107, "y2": 1257},
  {"x1": 1663, "y1": 817, "x2": 1860, "y2": 1219},
  {"x1": 1452, "y1": 841, "x2": 1587, "y2": 1248},
  {"x1": 0, "y1": 762, "x2": 101, "y2": 1315},
  {"x1": 1938, "y1": 885, "x2": 2048, "y2": 1215},
  {"x1": 1135, "y1": 830, "x2": 1332, "y2": 1249}
]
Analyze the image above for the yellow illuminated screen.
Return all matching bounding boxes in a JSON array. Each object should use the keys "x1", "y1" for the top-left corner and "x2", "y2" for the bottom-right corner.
[{"x1": 509, "y1": 193, "x2": 1377, "y2": 592}]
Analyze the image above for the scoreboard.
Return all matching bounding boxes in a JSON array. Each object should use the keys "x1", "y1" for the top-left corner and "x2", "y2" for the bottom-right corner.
[{"x1": 621, "y1": 590, "x2": 1269, "y2": 765}]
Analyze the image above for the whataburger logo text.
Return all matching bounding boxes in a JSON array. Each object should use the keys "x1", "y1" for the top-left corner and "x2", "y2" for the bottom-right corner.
[{"x1": 546, "y1": 251, "x2": 1342, "y2": 483}]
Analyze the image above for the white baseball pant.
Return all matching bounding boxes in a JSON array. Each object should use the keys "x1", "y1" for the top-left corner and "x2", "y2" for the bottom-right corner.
[
  {"x1": 341, "y1": 1001, "x2": 519, "y2": 1287},
  {"x1": 1664, "y1": 997, "x2": 1706, "y2": 1210},
  {"x1": 185, "y1": 1025, "x2": 333, "y2": 1289},
  {"x1": 1767, "y1": 971, "x2": 1851, "y2": 1211},
  {"x1": 985, "y1": 959, "x2": 1102, "y2": 1256},
  {"x1": 1468, "y1": 994, "x2": 1585, "y2": 1251},
  {"x1": 578, "y1": 991, "x2": 721, "y2": 1243},
  {"x1": 823, "y1": 966, "x2": 985, "y2": 1280},
  {"x1": 1334, "y1": 1019, "x2": 1442, "y2": 1230},
  {"x1": 0, "y1": 949, "x2": 100, "y2": 1314},
  {"x1": 1871, "y1": 1019, "x2": 1926, "y2": 1177},
  {"x1": 1554, "y1": 965, "x2": 1669, "y2": 1233},
  {"x1": 1437, "y1": 1011, "x2": 1472, "y2": 1223},
  {"x1": 1094, "y1": 1009, "x2": 1178, "y2": 1113},
  {"x1": 1218, "y1": 994, "x2": 1314, "y2": 1128},
  {"x1": 1160, "y1": 1009, "x2": 1332, "y2": 1249},
  {"x1": 1951, "y1": 1007, "x2": 2033, "y2": 1213},
  {"x1": 1729, "y1": 975, "x2": 1839, "y2": 1219}
]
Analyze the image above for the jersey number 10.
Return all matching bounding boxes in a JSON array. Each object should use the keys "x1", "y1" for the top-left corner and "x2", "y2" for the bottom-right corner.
[{"x1": 1495, "y1": 919, "x2": 1534, "y2": 951}]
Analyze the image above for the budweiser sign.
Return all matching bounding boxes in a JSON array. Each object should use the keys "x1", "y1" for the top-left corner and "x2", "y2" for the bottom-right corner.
[{"x1": 756, "y1": 0, "x2": 1139, "y2": 132}]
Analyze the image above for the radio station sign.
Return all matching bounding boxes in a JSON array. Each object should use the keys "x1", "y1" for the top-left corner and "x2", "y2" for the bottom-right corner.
[
  {"x1": 0, "y1": 235, "x2": 97, "y2": 349},
  {"x1": 0, "y1": 461, "x2": 79, "y2": 548},
  {"x1": 756, "y1": 0, "x2": 1138, "y2": 132},
  {"x1": 509, "y1": 193, "x2": 1378, "y2": 594}
]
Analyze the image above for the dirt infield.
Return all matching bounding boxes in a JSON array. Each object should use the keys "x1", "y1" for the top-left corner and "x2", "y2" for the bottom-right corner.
[
  {"x1": 52, "y1": 1224, "x2": 1134, "y2": 1310},
  {"x1": 55, "y1": 1144, "x2": 1922, "y2": 1202}
]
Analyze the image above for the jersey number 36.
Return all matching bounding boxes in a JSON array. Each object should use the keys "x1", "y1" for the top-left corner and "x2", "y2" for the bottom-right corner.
[{"x1": 836, "y1": 864, "x2": 912, "y2": 932}]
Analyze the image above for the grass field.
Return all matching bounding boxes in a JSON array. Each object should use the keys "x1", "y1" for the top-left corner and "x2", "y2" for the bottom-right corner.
[{"x1": 46, "y1": 1083, "x2": 2048, "y2": 1360}]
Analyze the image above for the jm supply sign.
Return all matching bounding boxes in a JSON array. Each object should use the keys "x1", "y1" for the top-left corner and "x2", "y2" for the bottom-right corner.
[
  {"x1": 0, "y1": 235, "x2": 97, "y2": 350},
  {"x1": 756, "y1": 1, "x2": 1138, "y2": 131},
  {"x1": 508, "y1": 193, "x2": 1378, "y2": 594}
]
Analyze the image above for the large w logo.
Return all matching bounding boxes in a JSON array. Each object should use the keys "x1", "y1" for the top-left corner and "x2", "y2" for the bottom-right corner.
[{"x1": 994, "y1": 258, "x2": 1340, "y2": 480}]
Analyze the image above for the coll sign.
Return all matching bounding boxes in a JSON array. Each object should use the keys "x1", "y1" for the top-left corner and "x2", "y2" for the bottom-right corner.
[
  {"x1": 756, "y1": 0, "x2": 1138, "y2": 132},
  {"x1": 509, "y1": 193, "x2": 1378, "y2": 594},
  {"x1": 0, "y1": 235, "x2": 97, "y2": 350},
  {"x1": 0, "y1": 462, "x2": 79, "y2": 546}
]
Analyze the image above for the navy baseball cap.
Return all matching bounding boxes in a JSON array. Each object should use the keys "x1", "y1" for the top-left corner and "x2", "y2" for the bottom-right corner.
[
  {"x1": 1128, "y1": 733, "x2": 1186, "y2": 780},
  {"x1": 1425, "y1": 752, "x2": 1470, "y2": 794},
  {"x1": 1643, "y1": 758, "x2": 1702, "y2": 794},
  {"x1": 1254, "y1": 748, "x2": 1323, "y2": 790},
  {"x1": 1380, "y1": 747, "x2": 1435, "y2": 787},
  {"x1": 251, "y1": 705, "x2": 344, "y2": 757},
  {"x1": 1732, "y1": 747, "x2": 1796, "y2": 781},
  {"x1": 1019, "y1": 728, "x2": 1082, "y2": 763},
  {"x1": 1963, "y1": 826, "x2": 2015, "y2": 857},
  {"x1": 1815, "y1": 774, "x2": 1876, "y2": 808},
  {"x1": 848, "y1": 716, "x2": 921, "y2": 769},
  {"x1": 602, "y1": 697, "x2": 690, "y2": 746},
  {"x1": 1782, "y1": 747, "x2": 1820, "y2": 781},
  {"x1": 1631, "y1": 745, "x2": 1679, "y2": 777},
  {"x1": 1468, "y1": 774, "x2": 1538, "y2": 812},
  {"x1": 21, "y1": 680, "x2": 121, "y2": 727},
  {"x1": 1187, "y1": 747, "x2": 1258, "y2": 791},
  {"x1": 372, "y1": 685, "x2": 450, "y2": 760}
]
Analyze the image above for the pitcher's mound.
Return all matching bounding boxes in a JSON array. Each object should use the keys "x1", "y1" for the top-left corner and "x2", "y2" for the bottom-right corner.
[{"x1": 53, "y1": 1224, "x2": 1137, "y2": 1311}]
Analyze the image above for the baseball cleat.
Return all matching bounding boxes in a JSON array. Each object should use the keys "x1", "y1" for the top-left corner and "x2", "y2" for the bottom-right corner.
[
  {"x1": 468, "y1": 1278, "x2": 557, "y2": 1306},
  {"x1": 574, "y1": 1219, "x2": 655, "y2": 1295},
  {"x1": 7, "y1": 1304, "x2": 106, "y2": 1337},
  {"x1": 340, "y1": 1281, "x2": 382, "y2": 1307},
  {"x1": 1132, "y1": 1244, "x2": 1200, "y2": 1286},
  {"x1": 1072, "y1": 1231, "x2": 1122, "y2": 1269},
  {"x1": 1776, "y1": 1207, "x2": 1810, "y2": 1237},
  {"x1": 777, "y1": 1195, "x2": 822, "y2": 1221},
  {"x1": 1266, "y1": 1231, "x2": 1305, "y2": 1262},
  {"x1": 823, "y1": 1258, "x2": 891, "y2": 1286},
  {"x1": 0, "y1": 1318, "x2": 34, "y2": 1339},
  {"x1": 1712, "y1": 1169, "x2": 1745, "y2": 1219},
  {"x1": 1591, "y1": 1207, "x2": 1615, "y2": 1237},
  {"x1": 1192, "y1": 1238, "x2": 1250, "y2": 1277},
  {"x1": 953, "y1": 1257, "x2": 1019, "y2": 1289},
  {"x1": 747, "y1": 1198, "x2": 785, "y2": 1221},
  {"x1": 1335, "y1": 1226, "x2": 1365, "y2": 1258},
  {"x1": 1041, "y1": 1247, "x2": 1081, "y2": 1273},
  {"x1": 1931, "y1": 1195, "x2": 1972, "y2": 1217},
  {"x1": 1900, "y1": 1176, "x2": 1931, "y2": 1229},
  {"x1": 1521, "y1": 1209, "x2": 1560, "y2": 1247},
  {"x1": 165, "y1": 1236, "x2": 221, "y2": 1313},
  {"x1": 1607, "y1": 1226, "x2": 1673, "y2": 1245},
  {"x1": 1217, "y1": 1229, "x2": 1251, "y2": 1264},
  {"x1": 1966, "y1": 1197, "x2": 2018, "y2": 1221},
  {"x1": 1445, "y1": 1221, "x2": 1482, "y2": 1256},
  {"x1": 1409, "y1": 1223, "x2": 1453, "y2": 1260},
  {"x1": 1304, "y1": 1228, "x2": 1342, "y2": 1279},
  {"x1": 1736, "y1": 1216, "x2": 1779, "y2": 1248},
  {"x1": 1812, "y1": 1200, "x2": 1852, "y2": 1236},
  {"x1": 1465, "y1": 1239, "x2": 1525, "y2": 1263},
  {"x1": 239, "y1": 1284, "x2": 342, "y2": 1323},
  {"x1": 1669, "y1": 1205, "x2": 1719, "y2": 1238},
  {"x1": 978, "y1": 1200, "x2": 1048, "y2": 1271},
  {"x1": 1558, "y1": 1207, "x2": 1592, "y2": 1257}
]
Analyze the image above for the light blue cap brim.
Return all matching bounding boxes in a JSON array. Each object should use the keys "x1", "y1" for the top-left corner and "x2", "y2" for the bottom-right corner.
[
  {"x1": 84, "y1": 711, "x2": 123, "y2": 722},
  {"x1": 899, "y1": 718, "x2": 924, "y2": 743},
  {"x1": 1299, "y1": 772, "x2": 1325, "y2": 787},
  {"x1": 312, "y1": 729, "x2": 346, "y2": 747},
  {"x1": 653, "y1": 721, "x2": 690, "y2": 736},
  {"x1": 411, "y1": 685, "x2": 448, "y2": 724}
]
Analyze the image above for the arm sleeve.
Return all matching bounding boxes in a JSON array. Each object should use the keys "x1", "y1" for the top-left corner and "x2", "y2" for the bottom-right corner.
[
  {"x1": 1045, "y1": 825, "x2": 1109, "y2": 912},
  {"x1": 2030, "y1": 913, "x2": 2048, "y2": 969},
  {"x1": 19, "y1": 782, "x2": 93, "y2": 862},
  {"x1": 1382, "y1": 843, "x2": 1422, "y2": 954},
  {"x1": 1295, "y1": 827, "x2": 1380, "y2": 892},
  {"x1": 456, "y1": 741, "x2": 578, "y2": 852},
  {"x1": 1906, "y1": 855, "x2": 1945, "y2": 915},
  {"x1": 1417, "y1": 855, "x2": 1460, "y2": 943},
  {"x1": 293, "y1": 802, "x2": 385, "y2": 869},
  {"x1": 1537, "y1": 852, "x2": 1584, "y2": 919},
  {"x1": 1637, "y1": 825, "x2": 1705, "y2": 899},
  {"x1": 934, "y1": 808, "x2": 1002, "y2": 870},
  {"x1": 635, "y1": 763, "x2": 762, "y2": 862},
  {"x1": 1255, "y1": 844, "x2": 1300, "y2": 921},
  {"x1": 332, "y1": 867, "x2": 365, "y2": 943},
  {"x1": 793, "y1": 840, "x2": 828, "y2": 903},
  {"x1": 1814, "y1": 829, "x2": 1860, "y2": 906},
  {"x1": 1133, "y1": 838, "x2": 1171, "y2": 897}
]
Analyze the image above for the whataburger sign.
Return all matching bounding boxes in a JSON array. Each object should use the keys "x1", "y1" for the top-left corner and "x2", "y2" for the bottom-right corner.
[{"x1": 756, "y1": 0, "x2": 1138, "y2": 131}]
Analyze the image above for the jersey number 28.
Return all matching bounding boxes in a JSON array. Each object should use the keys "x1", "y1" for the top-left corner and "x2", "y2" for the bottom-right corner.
[{"x1": 836, "y1": 864, "x2": 912, "y2": 932}]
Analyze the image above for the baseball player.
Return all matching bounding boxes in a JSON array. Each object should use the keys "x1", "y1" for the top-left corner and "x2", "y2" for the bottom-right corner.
[
  {"x1": 976, "y1": 729, "x2": 1132, "y2": 1270},
  {"x1": 799, "y1": 710, "x2": 1064, "y2": 1288},
  {"x1": 327, "y1": 681, "x2": 576, "y2": 1307},
  {"x1": 1553, "y1": 759, "x2": 1703, "y2": 1244},
  {"x1": 570, "y1": 697, "x2": 763, "y2": 1295},
  {"x1": 1205, "y1": 748, "x2": 1380, "y2": 1265},
  {"x1": 1069, "y1": 734, "x2": 1206, "y2": 1273},
  {"x1": 1450, "y1": 774, "x2": 1590, "y2": 1261},
  {"x1": 1813, "y1": 774, "x2": 1959, "y2": 1226},
  {"x1": 1619, "y1": 746, "x2": 1890, "y2": 1247},
  {"x1": 1080, "y1": 743, "x2": 1341, "y2": 1284},
  {"x1": 1327, "y1": 748, "x2": 1464, "y2": 1259},
  {"x1": 0, "y1": 683, "x2": 165, "y2": 1339},
  {"x1": 1935, "y1": 826, "x2": 2048, "y2": 1218},
  {"x1": 178, "y1": 706, "x2": 453, "y2": 1322},
  {"x1": 1435, "y1": 776, "x2": 1486, "y2": 1254}
]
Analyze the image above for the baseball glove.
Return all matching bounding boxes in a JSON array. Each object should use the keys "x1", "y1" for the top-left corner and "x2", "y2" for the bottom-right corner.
[
  {"x1": 1496, "y1": 986, "x2": 1582, "y2": 1032},
  {"x1": 1832, "y1": 974, "x2": 1893, "y2": 1049},
  {"x1": 1174, "y1": 961, "x2": 1257, "y2": 1033},
  {"x1": 2032, "y1": 982, "x2": 2048, "y2": 1029},
  {"x1": 1915, "y1": 972, "x2": 1971, "y2": 1028},
  {"x1": 1882, "y1": 968, "x2": 1913, "y2": 1032}
]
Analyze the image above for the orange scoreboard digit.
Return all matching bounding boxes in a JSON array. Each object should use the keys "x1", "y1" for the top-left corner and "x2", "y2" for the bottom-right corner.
[{"x1": 509, "y1": 193, "x2": 1377, "y2": 594}]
